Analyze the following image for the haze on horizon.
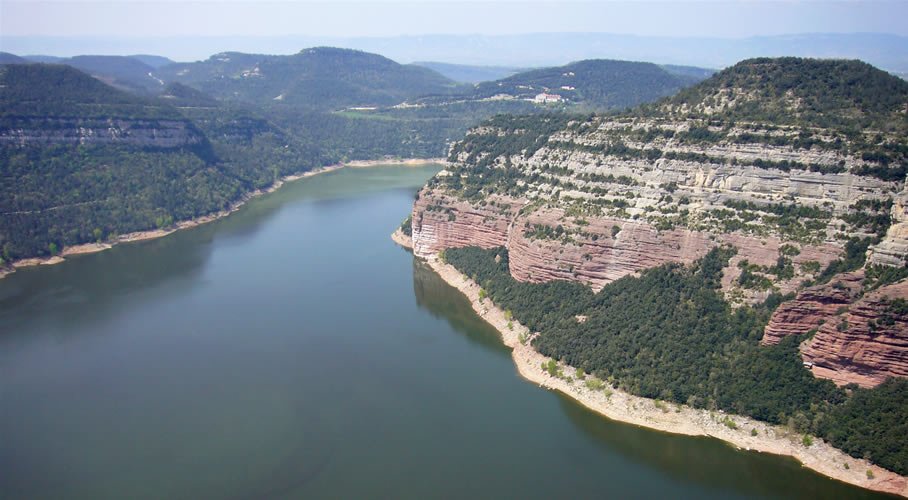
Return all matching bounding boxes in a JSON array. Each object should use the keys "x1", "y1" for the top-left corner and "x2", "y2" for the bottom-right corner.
[{"x1": 3, "y1": 0, "x2": 907, "y2": 61}]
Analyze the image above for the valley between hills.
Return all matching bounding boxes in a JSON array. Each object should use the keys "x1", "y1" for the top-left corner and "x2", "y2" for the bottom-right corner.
[{"x1": 2, "y1": 48, "x2": 907, "y2": 496}]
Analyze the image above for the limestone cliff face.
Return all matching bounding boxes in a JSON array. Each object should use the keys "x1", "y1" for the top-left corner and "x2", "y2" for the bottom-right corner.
[
  {"x1": 0, "y1": 117, "x2": 206, "y2": 148},
  {"x1": 869, "y1": 188, "x2": 908, "y2": 268},
  {"x1": 412, "y1": 116, "x2": 898, "y2": 294},
  {"x1": 411, "y1": 113, "x2": 907, "y2": 386}
]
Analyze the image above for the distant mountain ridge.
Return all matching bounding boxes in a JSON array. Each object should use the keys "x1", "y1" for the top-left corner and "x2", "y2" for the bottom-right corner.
[
  {"x1": 1, "y1": 54, "x2": 171, "y2": 93},
  {"x1": 0, "y1": 52, "x2": 27, "y2": 64},
  {"x1": 412, "y1": 61, "x2": 526, "y2": 83},
  {"x1": 465, "y1": 59, "x2": 705, "y2": 111},
  {"x1": 4, "y1": 32, "x2": 905, "y2": 72},
  {"x1": 155, "y1": 47, "x2": 465, "y2": 110}
]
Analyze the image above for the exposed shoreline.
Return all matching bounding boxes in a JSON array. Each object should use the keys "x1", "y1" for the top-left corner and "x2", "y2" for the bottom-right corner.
[
  {"x1": 391, "y1": 230, "x2": 907, "y2": 497},
  {"x1": 0, "y1": 158, "x2": 444, "y2": 280}
]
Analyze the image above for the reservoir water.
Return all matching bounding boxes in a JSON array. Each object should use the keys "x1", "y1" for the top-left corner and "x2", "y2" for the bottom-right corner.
[{"x1": 0, "y1": 165, "x2": 888, "y2": 499}]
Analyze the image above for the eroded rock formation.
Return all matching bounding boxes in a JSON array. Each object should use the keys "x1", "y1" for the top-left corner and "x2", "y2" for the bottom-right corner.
[
  {"x1": 0, "y1": 117, "x2": 206, "y2": 148},
  {"x1": 801, "y1": 280, "x2": 908, "y2": 388},
  {"x1": 411, "y1": 112, "x2": 907, "y2": 386}
]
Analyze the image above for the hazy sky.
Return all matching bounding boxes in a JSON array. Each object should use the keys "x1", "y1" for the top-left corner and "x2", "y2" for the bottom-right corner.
[{"x1": 3, "y1": 0, "x2": 907, "y2": 38}]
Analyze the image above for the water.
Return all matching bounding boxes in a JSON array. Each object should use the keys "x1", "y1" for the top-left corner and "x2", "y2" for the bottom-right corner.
[{"x1": 0, "y1": 165, "x2": 887, "y2": 499}]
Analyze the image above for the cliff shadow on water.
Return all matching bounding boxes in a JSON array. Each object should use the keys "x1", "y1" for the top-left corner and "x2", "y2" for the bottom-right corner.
[{"x1": 411, "y1": 257, "x2": 511, "y2": 356}]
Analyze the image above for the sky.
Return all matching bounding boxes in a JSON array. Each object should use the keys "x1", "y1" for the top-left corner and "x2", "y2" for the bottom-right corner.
[
  {"x1": 1, "y1": 0, "x2": 907, "y2": 65},
  {"x1": 3, "y1": 0, "x2": 907, "y2": 39}
]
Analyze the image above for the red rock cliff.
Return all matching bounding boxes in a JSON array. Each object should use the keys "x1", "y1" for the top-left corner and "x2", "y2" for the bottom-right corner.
[{"x1": 802, "y1": 280, "x2": 908, "y2": 388}]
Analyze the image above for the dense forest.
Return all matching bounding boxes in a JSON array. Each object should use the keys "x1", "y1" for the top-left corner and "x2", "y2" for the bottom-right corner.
[
  {"x1": 444, "y1": 246, "x2": 908, "y2": 475},
  {"x1": 0, "y1": 65, "x2": 324, "y2": 260},
  {"x1": 156, "y1": 47, "x2": 467, "y2": 110},
  {"x1": 649, "y1": 57, "x2": 908, "y2": 133},
  {"x1": 468, "y1": 59, "x2": 702, "y2": 111},
  {"x1": 0, "y1": 58, "x2": 489, "y2": 260}
]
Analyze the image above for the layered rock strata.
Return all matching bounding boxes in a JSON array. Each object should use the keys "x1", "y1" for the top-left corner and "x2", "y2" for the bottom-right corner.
[
  {"x1": 411, "y1": 113, "x2": 907, "y2": 385},
  {"x1": 801, "y1": 280, "x2": 908, "y2": 388},
  {"x1": 762, "y1": 272, "x2": 864, "y2": 346},
  {"x1": 0, "y1": 117, "x2": 205, "y2": 147}
]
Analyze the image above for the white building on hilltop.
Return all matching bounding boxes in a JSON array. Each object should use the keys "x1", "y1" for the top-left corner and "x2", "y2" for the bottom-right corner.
[{"x1": 534, "y1": 93, "x2": 563, "y2": 104}]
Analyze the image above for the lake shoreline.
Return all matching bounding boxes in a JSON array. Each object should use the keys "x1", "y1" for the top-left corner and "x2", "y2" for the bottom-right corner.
[
  {"x1": 0, "y1": 158, "x2": 444, "y2": 280},
  {"x1": 391, "y1": 232, "x2": 907, "y2": 498}
]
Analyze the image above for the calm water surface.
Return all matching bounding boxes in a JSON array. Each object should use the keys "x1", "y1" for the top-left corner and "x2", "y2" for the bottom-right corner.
[{"x1": 0, "y1": 165, "x2": 888, "y2": 499}]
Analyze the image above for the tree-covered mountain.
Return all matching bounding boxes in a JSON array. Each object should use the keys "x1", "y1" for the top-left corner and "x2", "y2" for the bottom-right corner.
[
  {"x1": 159, "y1": 82, "x2": 220, "y2": 107},
  {"x1": 464, "y1": 59, "x2": 706, "y2": 111},
  {"x1": 650, "y1": 57, "x2": 908, "y2": 132},
  {"x1": 2, "y1": 49, "x2": 719, "y2": 171},
  {"x1": 7, "y1": 54, "x2": 174, "y2": 92},
  {"x1": 156, "y1": 47, "x2": 466, "y2": 110},
  {"x1": 61, "y1": 55, "x2": 166, "y2": 93},
  {"x1": 21, "y1": 55, "x2": 64, "y2": 63},
  {"x1": 409, "y1": 57, "x2": 908, "y2": 476},
  {"x1": 0, "y1": 52, "x2": 28, "y2": 65},
  {"x1": 0, "y1": 63, "x2": 177, "y2": 117},
  {"x1": 130, "y1": 54, "x2": 176, "y2": 69},
  {"x1": 0, "y1": 64, "x2": 322, "y2": 261}
]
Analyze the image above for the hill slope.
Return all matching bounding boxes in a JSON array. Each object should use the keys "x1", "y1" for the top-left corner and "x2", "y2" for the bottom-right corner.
[
  {"x1": 157, "y1": 47, "x2": 464, "y2": 110},
  {"x1": 0, "y1": 64, "x2": 318, "y2": 261},
  {"x1": 469, "y1": 59, "x2": 702, "y2": 111},
  {"x1": 62, "y1": 55, "x2": 165, "y2": 92},
  {"x1": 407, "y1": 57, "x2": 908, "y2": 477},
  {"x1": 652, "y1": 57, "x2": 908, "y2": 132},
  {"x1": 0, "y1": 52, "x2": 28, "y2": 65}
]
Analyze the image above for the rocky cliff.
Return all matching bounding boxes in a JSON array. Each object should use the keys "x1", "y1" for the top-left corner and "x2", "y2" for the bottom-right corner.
[
  {"x1": 803, "y1": 280, "x2": 908, "y2": 387},
  {"x1": 0, "y1": 117, "x2": 205, "y2": 148},
  {"x1": 412, "y1": 115, "x2": 899, "y2": 298},
  {"x1": 762, "y1": 272, "x2": 864, "y2": 346},
  {"x1": 410, "y1": 58, "x2": 908, "y2": 386}
]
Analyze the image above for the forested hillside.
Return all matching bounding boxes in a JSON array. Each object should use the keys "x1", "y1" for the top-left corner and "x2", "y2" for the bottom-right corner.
[
  {"x1": 408, "y1": 57, "x2": 908, "y2": 476},
  {"x1": 156, "y1": 47, "x2": 465, "y2": 110},
  {"x1": 62, "y1": 55, "x2": 165, "y2": 93},
  {"x1": 445, "y1": 246, "x2": 908, "y2": 476},
  {"x1": 650, "y1": 57, "x2": 908, "y2": 132},
  {"x1": 0, "y1": 64, "x2": 320, "y2": 261},
  {"x1": 468, "y1": 59, "x2": 703, "y2": 111}
]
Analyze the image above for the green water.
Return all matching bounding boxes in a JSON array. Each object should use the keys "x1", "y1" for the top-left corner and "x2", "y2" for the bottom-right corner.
[{"x1": 0, "y1": 165, "x2": 888, "y2": 499}]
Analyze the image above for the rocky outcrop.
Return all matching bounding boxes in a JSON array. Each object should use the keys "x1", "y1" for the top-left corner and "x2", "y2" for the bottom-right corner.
[
  {"x1": 506, "y1": 212, "x2": 714, "y2": 290},
  {"x1": 762, "y1": 272, "x2": 908, "y2": 388},
  {"x1": 762, "y1": 272, "x2": 864, "y2": 345},
  {"x1": 411, "y1": 190, "x2": 516, "y2": 259},
  {"x1": 413, "y1": 185, "x2": 843, "y2": 293},
  {"x1": 801, "y1": 280, "x2": 908, "y2": 388},
  {"x1": 0, "y1": 117, "x2": 205, "y2": 148},
  {"x1": 869, "y1": 188, "x2": 908, "y2": 268},
  {"x1": 411, "y1": 111, "x2": 907, "y2": 386}
]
